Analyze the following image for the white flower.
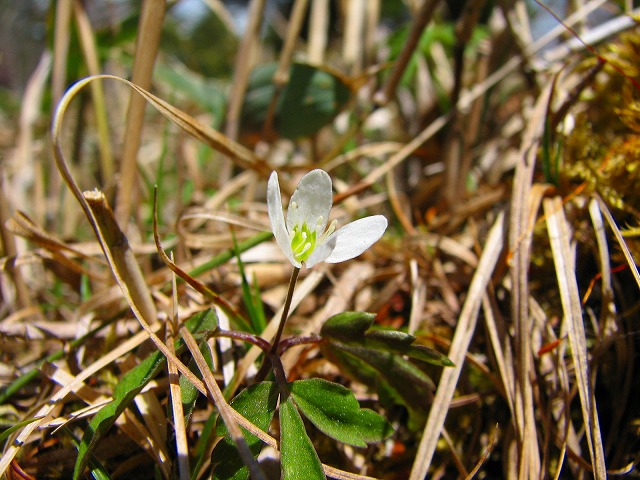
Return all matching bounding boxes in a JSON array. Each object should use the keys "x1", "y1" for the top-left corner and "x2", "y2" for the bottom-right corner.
[{"x1": 267, "y1": 169, "x2": 387, "y2": 268}]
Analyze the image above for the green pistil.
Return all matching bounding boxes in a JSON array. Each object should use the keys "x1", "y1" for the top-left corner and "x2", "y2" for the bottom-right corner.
[{"x1": 290, "y1": 222, "x2": 317, "y2": 262}]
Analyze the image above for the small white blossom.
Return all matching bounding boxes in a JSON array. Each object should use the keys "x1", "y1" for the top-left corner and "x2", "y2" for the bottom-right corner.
[{"x1": 267, "y1": 169, "x2": 387, "y2": 268}]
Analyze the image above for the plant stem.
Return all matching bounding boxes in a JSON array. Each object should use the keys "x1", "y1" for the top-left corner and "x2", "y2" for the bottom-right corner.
[
  {"x1": 214, "y1": 328, "x2": 272, "y2": 352},
  {"x1": 277, "y1": 334, "x2": 322, "y2": 355},
  {"x1": 252, "y1": 266, "x2": 300, "y2": 383},
  {"x1": 270, "y1": 266, "x2": 300, "y2": 354}
]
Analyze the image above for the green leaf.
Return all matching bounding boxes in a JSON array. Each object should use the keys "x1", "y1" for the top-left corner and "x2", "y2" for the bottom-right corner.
[
  {"x1": 320, "y1": 311, "x2": 451, "y2": 429},
  {"x1": 191, "y1": 409, "x2": 217, "y2": 480},
  {"x1": 179, "y1": 340, "x2": 213, "y2": 424},
  {"x1": 279, "y1": 397, "x2": 326, "y2": 480},
  {"x1": 290, "y1": 379, "x2": 393, "y2": 447},
  {"x1": 320, "y1": 342, "x2": 435, "y2": 431},
  {"x1": 0, "y1": 417, "x2": 41, "y2": 446},
  {"x1": 64, "y1": 427, "x2": 111, "y2": 480},
  {"x1": 73, "y1": 309, "x2": 217, "y2": 479},
  {"x1": 321, "y1": 311, "x2": 454, "y2": 367},
  {"x1": 73, "y1": 350, "x2": 164, "y2": 479},
  {"x1": 241, "y1": 62, "x2": 351, "y2": 139},
  {"x1": 211, "y1": 382, "x2": 279, "y2": 480},
  {"x1": 319, "y1": 311, "x2": 373, "y2": 340},
  {"x1": 362, "y1": 330, "x2": 454, "y2": 367}
]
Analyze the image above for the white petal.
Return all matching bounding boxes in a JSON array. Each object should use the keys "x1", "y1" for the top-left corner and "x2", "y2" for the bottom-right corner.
[
  {"x1": 324, "y1": 215, "x2": 387, "y2": 264},
  {"x1": 267, "y1": 171, "x2": 300, "y2": 267},
  {"x1": 305, "y1": 235, "x2": 337, "y2": 268},
  {"x1": 286, "y1": 169, "x2": 332, "y2": 234}
]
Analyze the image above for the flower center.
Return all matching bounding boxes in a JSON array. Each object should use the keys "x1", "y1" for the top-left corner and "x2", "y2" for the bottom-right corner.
[{"x1": 290, "y1": 222, "x2": 317, "y2": 262}]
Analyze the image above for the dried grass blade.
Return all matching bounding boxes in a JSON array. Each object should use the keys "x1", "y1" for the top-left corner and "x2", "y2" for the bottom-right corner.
[
  {"x1": 50, "y1": 80, "x2": 251, "y2": 473},
  {"x1": 167, "y1": 263, "x2": 190, "y2": 480},
  {"x1": 0, "y1": 324, "x2": 164, "y2": 476},
  {"x1": 72, "y1": 0, "x2": 113, "y2": 181},
  {"x1": 481, "y1": 294, "x2": 516, "y2": 419},
  {"x1": 543, "y1": 196, "x2": 607, "y2": 479},
  {"x1": 508, "y1": 76, "x2": 554, "y2": 477},
  {"x1": 408, "y1": 259, "x2": 427, "y2": 335},
  {"x1": 53, "y1": 74, "x2": 278, "y2": 187},
  {"x1": 342, "y1": 0, "x2": 365, "y2": 71},
  {"x1": 12, "y1": 50, "x2": 51, "y2": 226},
  {"x1": 222, "y1": 0, "x2": 266, "y2": 181},
  {"x1": 84, "y1": 190, "x2": 157, "y2": 323},
  {"x1": 464, "y1": 424, "x2": 500, "y2": 480},
  {"x1": 409, "y1": 211, "x2": 505, "y2": 480},
  {"x1": 178, "y1": 325, "x2": 267, "y2": 480},
  {"x1": 263, "y1": 0, "x2": 309, "y2": 135},
  {"x1": 308, "y1": 0, "x2": 329, "y2": 63},
  {"x1": 322, "y1": 465, "x2": 379, "y2": 480},
  {"x1": 115, "y1": 0, "x2": 166, "y2": 225},
  {"x1": 6, "y1": 211, "x2": 105, "y2": 265},
  {"x1": 376, "y1": 0, "x2": 440, "y2": 104},
  {"x1": 0, "y1": 178, "x2": 32, "y2": 310},
  {"x1": 587, "y1": 197, "x2": 619, "y2": 346},
  {"x1": 594, "y1": 194, "x2": 640, "y2": 291},
  {"x1": 51, "y1": 0, "x2": 72, "y2": 104},
  {"x1": 587, "y1": 198, "x2": 613, "y2": 302},
  {"x1": 133, "y1": 392, "x2": 170, "y2": 468}
]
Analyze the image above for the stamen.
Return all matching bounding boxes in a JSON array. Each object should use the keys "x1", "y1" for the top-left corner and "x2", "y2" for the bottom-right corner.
[
  {"x1": 326, "y1": 219, "x2": 337, "y2": 236},
  {"x1": 298, "y1": 242, "x2": 312, "y2": 256},
  {"x1": 320, "y1": 219, "x2": 338, "y2": 242},
  {"x1": 290, "y1": 222, "x2": 317, "y2": 262}
]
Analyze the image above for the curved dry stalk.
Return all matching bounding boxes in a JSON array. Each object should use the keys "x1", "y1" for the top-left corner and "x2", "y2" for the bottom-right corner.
[
  {"x1": 51, "y1": 83, "x2": 268, "y2": 479},
  {"x1": 84, "y1": 190, "x2": 157, "y2": 323},
  {"x1": 51, "y1": 74, "x2": 283, "y2": 190}
]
